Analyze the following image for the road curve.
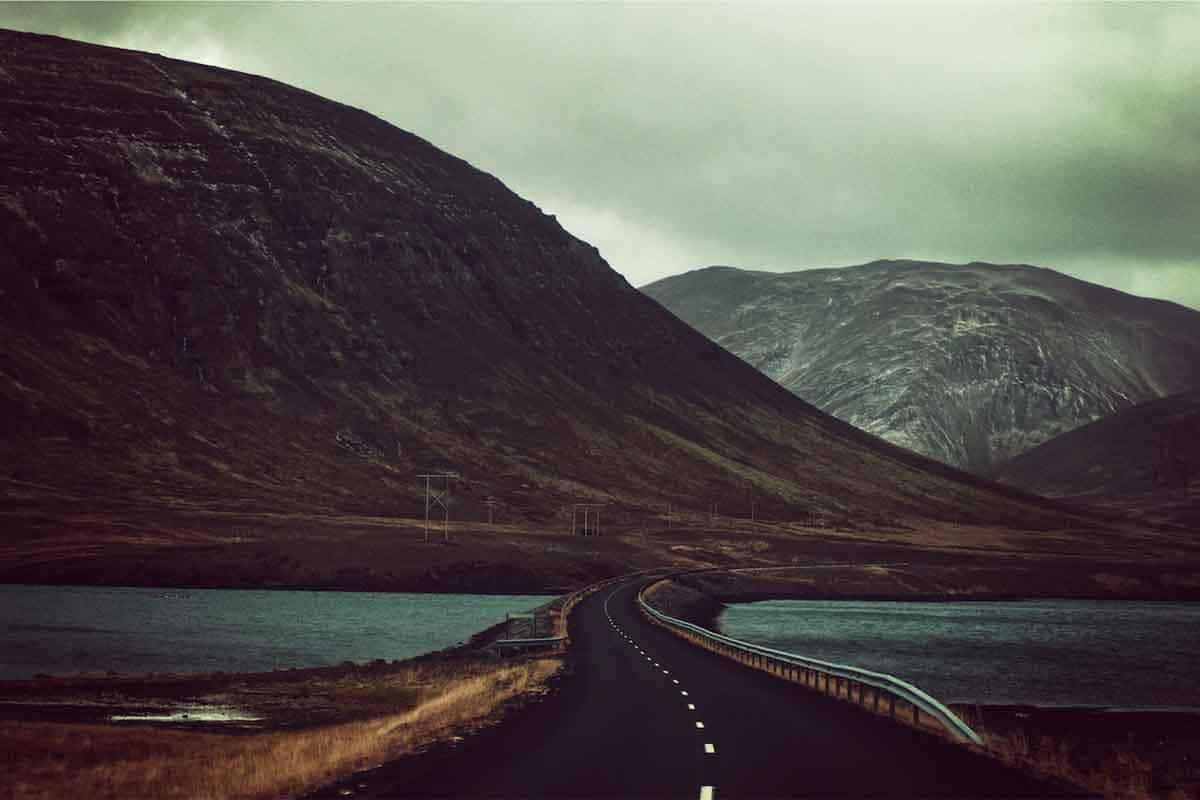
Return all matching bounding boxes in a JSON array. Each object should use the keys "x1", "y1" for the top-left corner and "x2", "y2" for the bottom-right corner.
[{"x1": 313, "y1": 579, "x2": 1089, "y2": 798}]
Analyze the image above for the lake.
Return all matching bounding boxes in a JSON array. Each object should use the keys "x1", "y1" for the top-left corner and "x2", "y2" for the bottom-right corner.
[
  {"x1": 0, "y1": 584, "x2": 553, "y2": 679},
  {"x1": 719, "y1": 599, "x2": 1200, "y2": 708}
]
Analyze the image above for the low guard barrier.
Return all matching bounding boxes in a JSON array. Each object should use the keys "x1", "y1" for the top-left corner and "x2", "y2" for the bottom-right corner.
[{"x1": 637, "y1": 581, "x2": 983, "y2": 746}]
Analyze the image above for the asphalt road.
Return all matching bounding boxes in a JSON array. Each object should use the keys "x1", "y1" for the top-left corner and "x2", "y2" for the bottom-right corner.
[{"x1": 313, "y1": 579, "x2": 1090, "y2": 799}]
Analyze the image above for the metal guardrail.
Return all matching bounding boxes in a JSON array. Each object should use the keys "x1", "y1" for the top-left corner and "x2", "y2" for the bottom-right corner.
[
  {"x1": 637, "y1": 581, "x2": 983, "y2": 746},
  {"x1": 552, "y1": 569, "x2": 672, "y2": 639},
  {"x1": 488, "y1": 573, "x2": 643, "y2": 656}
]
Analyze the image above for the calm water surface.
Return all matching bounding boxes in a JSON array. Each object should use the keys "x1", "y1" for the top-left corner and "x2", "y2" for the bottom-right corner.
[
  {"x1": 720, "y1": 599, "x2": 1200, "y2": 708},
  {"x1": 0, "y1": 585, "x2": 552, "y2": 679}
]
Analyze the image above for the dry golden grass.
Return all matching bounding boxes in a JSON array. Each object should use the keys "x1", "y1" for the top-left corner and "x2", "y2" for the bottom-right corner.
[
  {"x1": 958, "y1": 710, "x2": 1170, "y2": 800},
  {"x1": 1, "y1": 658, "x2": 559, "y2": 800},
  {"x1": 985, "y1": 727, "x2": 1152, "y2": 799}
]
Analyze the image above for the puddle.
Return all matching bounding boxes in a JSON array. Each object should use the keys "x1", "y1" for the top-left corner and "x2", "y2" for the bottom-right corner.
[{"x1": 109, "y1": 703, "x2": 262, "y2": 723}]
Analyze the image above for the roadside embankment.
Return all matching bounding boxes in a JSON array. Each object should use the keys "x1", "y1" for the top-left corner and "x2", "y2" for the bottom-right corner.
[
  {"x1": 957, "y1": 705, "x2": 1200, "y2": 800},
  {"x1": 641, "y1": 576, "x2": 726, "y2": 629}
]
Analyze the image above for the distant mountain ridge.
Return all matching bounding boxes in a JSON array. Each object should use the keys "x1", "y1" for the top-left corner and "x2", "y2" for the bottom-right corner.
[
  {"x1": 995, "y1": 390, "x2": 1200, "y2": 527},
  {"x1": 643, "y1": 260, "x2": 1200, "y2": 474}
]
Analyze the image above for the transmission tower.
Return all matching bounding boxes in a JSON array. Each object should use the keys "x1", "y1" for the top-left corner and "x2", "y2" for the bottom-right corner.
[
  {"x1": 572, "y1": 504, "x2": 601, "y2": 537},
  {"x1": 419, "y1": 472, "x2": 459, "y2": 542}
]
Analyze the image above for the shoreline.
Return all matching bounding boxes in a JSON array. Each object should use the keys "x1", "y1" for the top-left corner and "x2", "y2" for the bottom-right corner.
[
  {"x1": 712, "y1": 589, "x2": 1200, "y2": 603},
  {"x1": 0, "y1": 608, "x2": 530, "y2": 725},
  {"x1": 0, "y1": 584, "x2": 563, "y2": 681},
  {"x1": 0, "y1": 578, "x2": 581, "y2": 597}
]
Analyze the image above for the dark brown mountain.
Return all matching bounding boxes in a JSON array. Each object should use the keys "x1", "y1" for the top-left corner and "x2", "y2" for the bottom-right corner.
[
  {"x1": 996, "y1": 391, "x2": 1200, "y2": 528},
  {"x1": 0, "y1": 31, "x2": 1144, "y2": 591}
]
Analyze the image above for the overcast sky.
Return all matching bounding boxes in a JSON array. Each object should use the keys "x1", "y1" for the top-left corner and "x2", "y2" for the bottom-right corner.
[{"x1": 4, "y1": 2, "x2": 1199, "y2": 308}]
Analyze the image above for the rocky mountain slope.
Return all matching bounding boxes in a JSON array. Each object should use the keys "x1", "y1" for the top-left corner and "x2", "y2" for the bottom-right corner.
[
  {"x1": 643, "y1": 262, "x2": 1200, "y2": 475},
  {"x1": 996, "y1": 391, "x2": 1200, "y2": 528},
  {"x1": 0, "y1": 32, "x2": 1129, "y2": 590}
]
